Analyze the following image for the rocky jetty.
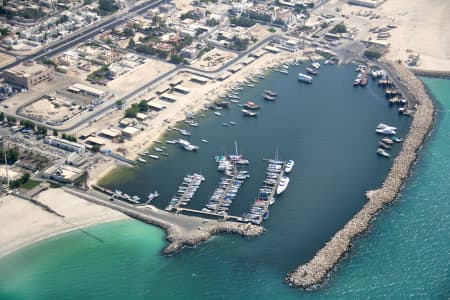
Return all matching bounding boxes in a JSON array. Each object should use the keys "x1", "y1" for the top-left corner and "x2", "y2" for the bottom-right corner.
[{"x1": 285, "y1": 61, "x2": 435, "y2": 289}]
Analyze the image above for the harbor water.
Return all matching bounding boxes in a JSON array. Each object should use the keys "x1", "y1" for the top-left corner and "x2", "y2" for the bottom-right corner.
[{"x1": 0, "y1": 71, "x2": 448, "y2": 299}]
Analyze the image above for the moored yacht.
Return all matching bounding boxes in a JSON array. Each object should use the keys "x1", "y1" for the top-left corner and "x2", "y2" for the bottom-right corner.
[
  {"x1": 276, "y1": 176, "x2": 290, "y2": 195},
  {"x1": 298, "y1": 73, "x2": 313, "y2": 83},
  {"x1": 284, "y1": 160, "x2": 295, "y2": 173}
]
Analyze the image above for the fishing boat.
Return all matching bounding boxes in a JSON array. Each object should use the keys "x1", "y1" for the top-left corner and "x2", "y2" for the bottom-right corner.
[
  {"x1": 161, "y1": 152, "x2": 169, "y2": 156},
  {"x1": 376, "y1": 127, "x2": 396, "y2": 135},
  {"x1": 229, "y1": 121, "x2": 237, "y2": 125},
  {"x1": 298, "y1": 73, "x2": 313, "y2": 83},
  {"x1": 201, "y1": 139, "x2": 208, "y2": 143},
  {"x1": 381, "y1": 137, "x2": 394, "y2": 144},
  {"x1": 263, "y1": 94, "x2": 277, "y2": 101},
  {"x1": 264, "y1": 90, "x2": 277, "y2": 97},
  {"x1": 166, "y1": 140, "x2": 177, "y2": 144},
  {"x1": 149, "y1": 155, "x2": 159, "y2": 159},
  {"x1": 311, "y1": 62, "x2": 320, "y2": 69},
  {"x1": 154, "y1": 147, "x2": 164, "y2": 152},
  {"x1": 137, "y1": 157, "x2": 147, "y2": 163},
  {"x1": 392, "y1": 136, "x2": 403, "y2": 143},
  {"x1": 353, "y1": 78, "x2": 361, "y2": 86},
  {"x1": 147, "y1": 191, "x2": 159, "y2": 202},
  {"x1": 244, "y1": 101, "x2": 260, "y2": 110},
  {"x1": 230, "y1": 99, "x2": 239, "y2": 103},
  {"x1": 183, "y1": 144, "x2": 199, "y2": 151},
  {"x1": 276, "y1": 176, "x2": 290, "y2": 195},
  {"x1": 360, "y1": 77, "x2": 368, "y2": 86},
  {"x1": 285, "y1": 160, "x2": 295, "y2": 173},
  {"x1": 214, "y1": 111, "x2": 222, "y2": 116},
  {"x1": 279, "y1": 69, "x2": 289, "y2": 74},
  {"x1": 306, "y1": 67, "x2": 318, "y2": 75},
  {"x1": 242, "y1": 109, "x2": 257, "y2": 116},
  {"x1": 376, "y1": 148, "x2": 390, "y2": 158},
  {"x1": 263, "y1": 210, "x2": 270, "y2": 220}
]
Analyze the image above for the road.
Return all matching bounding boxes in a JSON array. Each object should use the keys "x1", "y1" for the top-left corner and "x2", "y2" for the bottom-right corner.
[{"x1": 0, "y1": 0, "x2": 167, "y2": 73}]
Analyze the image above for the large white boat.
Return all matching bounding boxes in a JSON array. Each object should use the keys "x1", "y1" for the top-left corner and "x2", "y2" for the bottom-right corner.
[
  {"x1": 311, "y1": 62, "x2": 321, "y2": 69},
  {"x1": 377, "y1": 123, "x2": 397, "y2": 130},
  {"x1": 285, "y1": 160, "x2": 295, "y2": 173},
  {"x1": 276, "y1": 176, "x2": 290, "y2": 195},
  {"x1": 376, "y1": 128, "x2": 396, "y2": 135},
  {"x1": 298, "y1": 73, "x2": 313, "y2": 83}
]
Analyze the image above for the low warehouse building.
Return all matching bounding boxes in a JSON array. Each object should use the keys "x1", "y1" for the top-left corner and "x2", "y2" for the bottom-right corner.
[{"x1": 45, "y1": 136, "x2": 85, "y2": 153}]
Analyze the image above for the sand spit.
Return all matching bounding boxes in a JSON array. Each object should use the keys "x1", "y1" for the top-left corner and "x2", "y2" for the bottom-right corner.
[
  {"x1": 65, "y1": 188, "x2": 263, "y2": 256},
  {"x1": 285, "y1": 61, "x2": 435, "y2": 289}
]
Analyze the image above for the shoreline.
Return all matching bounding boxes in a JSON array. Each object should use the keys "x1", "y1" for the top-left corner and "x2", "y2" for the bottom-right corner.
[
  {"x1": 0, "y1": 189, "x2": 128, "y2": 260},
  {"x1": 285, "y1": 60, "x2": 436, "y2": 289}
]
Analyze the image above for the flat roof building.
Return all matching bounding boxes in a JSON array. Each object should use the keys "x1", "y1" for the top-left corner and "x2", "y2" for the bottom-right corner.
[
  {"x1": 2, "y1": 60, "x2": 55, "y2": 90},
  {"x1": 42, "y1": 164, "x2": 84, "y2": 183},
  {"x1": 45, "y1": 136, "x2": 85, "y2": 153},
  {"x1": 68, "y1": 83, "x2": 106, "y2": 98},
  {"x1": 160, "y1": 93, "x2": 177, "y2": 102},
  {"x1": 121, "y1": 126, "x2": 140, "y2": 138},
  {"x1": 348, "y1": 0, "x2": 385, "y2": 7}
]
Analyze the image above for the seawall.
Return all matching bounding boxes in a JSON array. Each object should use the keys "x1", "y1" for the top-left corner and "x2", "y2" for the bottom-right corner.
[{"x1": 285, "y1": 60, "x2": 435, "y2": 289}]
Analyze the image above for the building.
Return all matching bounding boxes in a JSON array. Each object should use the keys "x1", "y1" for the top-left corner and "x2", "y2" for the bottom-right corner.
[
  {"x1": 42, "y1": 164, "x2": 84, "y2": 183},
  {"x1": 2, "y1": 60, "x2": 55, "y2": 90},
  {"x1": 121, "y1": 126, "x2": 140, "y2": 139},
  {"x1": 67, "y1": 83, "x2": 106, "y2": 98},
  {"x1": 348, "y1": 0, "x2": 385, "y2": 8},
  {"x1": 45, "y1": 136, "x2": 86, "y2": 153}
]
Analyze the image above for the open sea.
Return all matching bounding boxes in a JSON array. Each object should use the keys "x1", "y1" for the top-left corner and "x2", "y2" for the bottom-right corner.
[{"x1": 0, "y1": 67, "x2": 448, "y2": 299}]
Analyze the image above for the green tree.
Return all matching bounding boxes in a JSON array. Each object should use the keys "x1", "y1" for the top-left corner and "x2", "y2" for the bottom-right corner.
[
  {"x1": 6, "y1": 116, "x2": 16, "y2": 125},
  {"x1": 0, "y1": 112, "x2": 4, "y2": 122},
  {"x1": 53, "y1": 129, "x2": 58, "y2": 137},
  {"x1": 170, "y1": 54, "x2": 184, "y2": 64},
  {"x1": 138, "y1": 100, "x2": 149, "y2": 112}
]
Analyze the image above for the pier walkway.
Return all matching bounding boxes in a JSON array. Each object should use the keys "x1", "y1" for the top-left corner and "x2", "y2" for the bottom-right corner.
[{"x1": 176, "y1": 207, "x2": 246, "y2": 223}]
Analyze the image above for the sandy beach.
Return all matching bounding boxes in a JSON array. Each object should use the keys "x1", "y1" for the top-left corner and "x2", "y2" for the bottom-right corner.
[{"x1": 0, "y1": 188, "x2": 127, "y2": 259}]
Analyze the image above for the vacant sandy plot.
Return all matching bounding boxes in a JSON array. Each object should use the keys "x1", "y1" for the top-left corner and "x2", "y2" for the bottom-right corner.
[
  {"x1": 379, "y1": 0, "x2": 450, "y2": 71},
  {"x1": 20, "y1": 98, "x2": 82, "y2": 124},
  {"x1": 191, "y1": 48, "x2": 237, "y2": 71},
  {"x1": 0, "y1": 52, "x2": 15, "y2": 68},
  {"x1": 108, "y1": 58, "x2": 176, "y2": 96},
  {"x1": 331, "y1": 0, "x2": 450, "y2": 71}
]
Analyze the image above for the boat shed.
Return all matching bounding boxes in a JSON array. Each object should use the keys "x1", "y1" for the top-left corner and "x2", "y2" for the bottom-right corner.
[
  {"x1": 217, "y1": 71, "x2": 232, "y2": 81},
  {"x1": 99, "y1": 128, "x2": 121, "y2": 139},
  {"x1": 147, "y1": 100, "x2": 167, "y2": 111},
  {"x1": 250, "y1": 49, "x2": 266, "y2": 58},
  {"x1": 160, "y1": 93, "x2": 177, "y2": 102},
  {"x1": 229, "y1": 64, "x2": 243, "y2": 73},
  {"x1": 242, "y1": 57, "x2": 256, "y2": 66},
  {"x1": 85, "y1": 136, "x2": 106, "y2": 146},
  {"x1": 173, "y1": 85, "x2": 191, "y2": 94},
  {"x1": 264, "y1": 46, "x2": 280, "y2": 53},
  {"x1": 190, "y1": 75, "x2": 208, "y2": 84}
]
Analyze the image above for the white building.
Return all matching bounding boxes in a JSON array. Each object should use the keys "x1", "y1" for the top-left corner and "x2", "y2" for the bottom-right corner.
[{"x1": 45, "y1": 136, "x2": 86, "y2": 153}]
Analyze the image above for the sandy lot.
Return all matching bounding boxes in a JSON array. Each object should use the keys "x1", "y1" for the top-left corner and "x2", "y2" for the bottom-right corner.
[
  {"x1": 0, "y1": 188, "x2": 127, "y2": 258},
  {"x1": 191, "y1": 48, "x2": 237, "y2": 71},
  {"x1": 325, "y1": 0, "x2": 450, "y2": 71},
  {"x1": 0, "y1": 52, "x2": 15, "y2": 68},
  {"x1": 108, "y1": 58, "x2": 176, "y2": 96}
]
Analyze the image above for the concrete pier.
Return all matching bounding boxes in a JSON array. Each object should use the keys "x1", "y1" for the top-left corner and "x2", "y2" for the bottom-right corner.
[
  {"x1": 66, "y1": 187, "x2": 263, "y2": 256},
  {"x1": 285, "y1": 60, "x2": 435, "y2": 289}
]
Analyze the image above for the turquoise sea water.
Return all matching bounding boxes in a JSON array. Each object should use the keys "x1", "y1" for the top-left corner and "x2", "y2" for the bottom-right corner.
[{"x1": 0, "y1": 77, "x2": 448, "y2": 299}]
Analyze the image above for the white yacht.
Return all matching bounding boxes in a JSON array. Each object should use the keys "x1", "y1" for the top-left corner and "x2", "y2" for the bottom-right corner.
[
  {"x1": 276, "y1": 176, "x2": 290, "y2": 195},
  {"x1": 298, "y1": 73, "x2": 313, "y2": 83},
  {"x1": 285, "y1": 160, "x2": 295, "y2": 173}
]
